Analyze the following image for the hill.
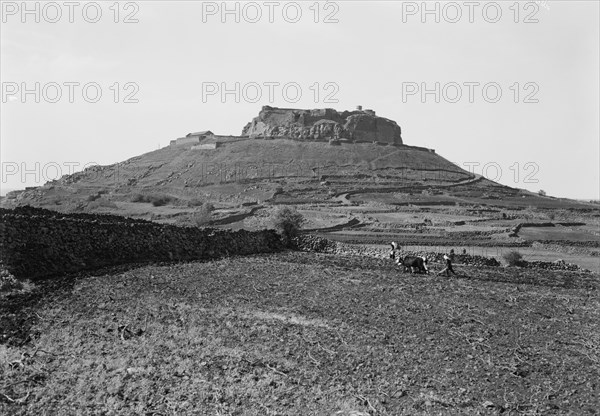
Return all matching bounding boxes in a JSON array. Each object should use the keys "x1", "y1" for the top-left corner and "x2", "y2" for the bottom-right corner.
[
  {"x1": 2, "y1": 136, "x2": 474, "y2": 214},
  {"x1": 2, "y1": 106, "x2": 598, "y2": 271}
]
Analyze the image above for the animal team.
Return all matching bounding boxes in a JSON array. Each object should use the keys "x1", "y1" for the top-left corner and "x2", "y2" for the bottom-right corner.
[{"x1": 389, "y1": 242, "x2": 457, "y2": 276}]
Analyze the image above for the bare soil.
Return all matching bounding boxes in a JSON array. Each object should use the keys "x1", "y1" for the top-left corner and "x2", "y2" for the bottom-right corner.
[{"x1": 2, "y1": 252, "x2": 599, "y2": 415}]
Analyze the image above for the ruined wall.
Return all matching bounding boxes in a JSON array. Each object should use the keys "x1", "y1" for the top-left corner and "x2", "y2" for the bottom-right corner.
[
  {"x1": 0, "y1": 207, "x2": 282, "y2": 279},
  {"x1": 192, "y1": 143, "x2": 219, "y2": 150},
  {"x1": 172, "y1": 137, "x2": 201, "y2": 146}
]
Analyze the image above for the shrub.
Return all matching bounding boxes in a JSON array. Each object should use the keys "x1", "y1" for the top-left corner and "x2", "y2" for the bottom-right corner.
[
  {"x1": 202, "y1": 202, "x2": 215, "y2": 212},
  {"x1": 131, "y1": 193, "x2": 146, "y2": 203},
  {"x1": 270, "y1": 206, "x2": 305, "y2": 246},
  {"x1": 503, "y1": 250, "x2": 525, "y2": 267},
  {"x1": 48, "y1": 196, "x2": 62, "y2": 205},
  {"x1": 0, "y1": 272, "x2": 23, "y2": 293},
  {"x1": 87, "y1": 198, "x2": 118, "y2": 210},
  {"x1": 150, "y1": 195, "x2": 171, "y2": 207},
  {"x1": 192, "y1": 203, "x2": 215, "y2": 226},
  {"x1": 187, "y1": 198, "x2": 204, "y2": 207},
  {"x1": 131, "y1": 193, "x2": 173, "y2": 206}
]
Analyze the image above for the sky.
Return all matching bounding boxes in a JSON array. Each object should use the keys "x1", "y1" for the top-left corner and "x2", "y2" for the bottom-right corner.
[{"x1": 1, "y1": 0, "x2": 599, "y2": 199}]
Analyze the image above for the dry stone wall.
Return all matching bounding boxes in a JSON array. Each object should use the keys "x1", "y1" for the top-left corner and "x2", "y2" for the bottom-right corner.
[
  {"x1": 295, "y1": 235, "x2": 501, "y2": 266},
  {"x1": 0, "y1": 207, "x2": 282, "y2": 279},
  {"x1": 294, "y1": 235, "x2": 589, "y2": 271}
]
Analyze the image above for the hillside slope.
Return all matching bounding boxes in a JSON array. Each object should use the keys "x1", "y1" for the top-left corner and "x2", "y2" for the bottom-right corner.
[{"x1": 3, "y1": 139, "x2": 472, "y2": 210}]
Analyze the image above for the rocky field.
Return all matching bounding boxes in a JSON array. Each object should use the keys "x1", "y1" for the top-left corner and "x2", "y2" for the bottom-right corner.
[{"x1": 1, "y1": 252, "x2": 598, "y2": 415}]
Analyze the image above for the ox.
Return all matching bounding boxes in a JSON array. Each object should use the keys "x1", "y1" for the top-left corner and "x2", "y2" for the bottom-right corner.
[{"x1": 397, "y1": 256, "x2": 429, "y2": 274}]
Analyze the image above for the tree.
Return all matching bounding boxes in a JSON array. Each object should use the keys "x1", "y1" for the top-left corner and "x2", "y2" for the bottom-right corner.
[
  {"x1": 538, "y1": 189, "x2": 547, "y2": 196},
  {"x1": 193, "y1": 202, "x2": 215, "y2": 226},
  {"x1": 271, "y1": 206, "x2": 305, "y2": 246},
  {"x1": 503, "y1": 250, "x2": 525, "y2": 267}
]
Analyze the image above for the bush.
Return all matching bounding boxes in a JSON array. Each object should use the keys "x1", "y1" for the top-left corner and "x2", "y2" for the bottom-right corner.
[
  {"x1": 150, "y1": 196, "x2": 171, "y2": 207},
  {"x1": 87, "y1": 198, "x2": 118, "y2": 210},
  {"x1": 131, "y1": 193, "x2": 146, "y2": 203},
  {"x1": 187, "y1": 198, "x2": 204, "y2": 207},
  {"x1": 192, "y1": 203, "x2": 215, "y2": 226},
  {"x1": 503, "y1": 250, "x2": 525, "y2": 267},
  {"x1": 0, "y1": 272, "x2": 23, "y2": 293},
  {"x1": 130, "y1": 193, "x2": 173, "y2": 206},
  {"x1": 271, "y1": 206, "x2": 305, "y2": 246}
]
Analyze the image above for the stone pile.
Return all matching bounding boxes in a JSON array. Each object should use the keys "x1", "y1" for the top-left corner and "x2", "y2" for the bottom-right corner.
[
  {"x1": 522, "y1": 260, "x2": 583, "y2": 272},
  {"x1": 405, "y1": 252, "x2": 501, "y2": 267},
  {"x1": 535, "y1": 240, "x2": 599, "y2": 248},
  {"x1": 293, "y1": 234, "x2": 339, "y2": 253}
]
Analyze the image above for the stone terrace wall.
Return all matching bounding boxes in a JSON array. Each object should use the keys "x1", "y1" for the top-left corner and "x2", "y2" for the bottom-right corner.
[
  {"x1": 294, "y1": 235, "x2": 590, "y2": 271},
  {"x1": 0, "y1": 207, "x2": 283, "y2": 279}
]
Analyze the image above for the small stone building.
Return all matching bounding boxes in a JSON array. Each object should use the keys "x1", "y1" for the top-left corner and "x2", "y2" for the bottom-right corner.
[{"x1": 171, "y1": 130, "x2": 214, "y2": 146}]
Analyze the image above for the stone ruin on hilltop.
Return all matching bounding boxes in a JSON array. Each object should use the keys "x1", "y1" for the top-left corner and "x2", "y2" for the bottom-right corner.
[
  {"x1": 170, "y1": 105, "x2": 405, "y2": 148},
  {"x1": 241, "y1": 105, "x2": 403, "y2": 145}
]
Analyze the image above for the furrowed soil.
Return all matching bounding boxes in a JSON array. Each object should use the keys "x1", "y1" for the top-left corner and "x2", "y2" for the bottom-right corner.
[{"x1": 1, "y1": 252, "x2": 599, "y2": 415}]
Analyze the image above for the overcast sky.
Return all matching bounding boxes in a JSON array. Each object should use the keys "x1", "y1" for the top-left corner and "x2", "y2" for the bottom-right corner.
[{"x1": 1, "y1": 1, "x2": 598, "y2": 199}]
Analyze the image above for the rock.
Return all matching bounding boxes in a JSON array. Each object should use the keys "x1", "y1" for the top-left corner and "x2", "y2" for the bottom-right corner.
[
  {"x1": 126, "y1": 367, "x2": 145, "y2": 375},
  {"x1": 242, "y1": 105, "x2": 402, "y2": 145}
]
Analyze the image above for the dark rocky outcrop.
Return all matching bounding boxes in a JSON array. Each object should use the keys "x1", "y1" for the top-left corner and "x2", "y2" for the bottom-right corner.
[{"x1": 242, "y1": 106, "x2": 403, "y2": 145}]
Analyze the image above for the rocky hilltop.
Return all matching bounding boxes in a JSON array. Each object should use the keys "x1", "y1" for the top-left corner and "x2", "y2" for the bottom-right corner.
[{"x1": 242, "y1": 106, "x2": 403, "y2": 145}]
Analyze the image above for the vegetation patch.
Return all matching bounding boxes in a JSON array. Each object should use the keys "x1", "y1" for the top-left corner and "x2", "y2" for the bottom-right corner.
[
  {"x1": 271, "y1": 206, "x2": 305, "y2": 246},
  {"x1": 131, "y1": 193, "x2": 174, "y2": 207},
  {"x1": 192, "y1": 202, "x2": 215, "y2": 226},
  {"x1": 503, "y1": 250, "x2": 525, "y2": 267}
]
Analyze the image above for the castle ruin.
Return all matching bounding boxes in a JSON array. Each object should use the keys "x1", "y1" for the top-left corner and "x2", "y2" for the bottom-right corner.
[
  {"x1": 171, "y1": 105, "x2": 405, "y2": 149},
  {"x1": 242, "y1": 106, "x2": 403, "y2": 144}
]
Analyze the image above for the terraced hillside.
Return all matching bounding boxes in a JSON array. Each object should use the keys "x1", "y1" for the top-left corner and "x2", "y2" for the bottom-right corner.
[
  {"x1": 3, "y1": 136, "x2": 598, "y2": 271},
  {"x1": 3, "y1": 139, "x2": 469, "y2": 212}
]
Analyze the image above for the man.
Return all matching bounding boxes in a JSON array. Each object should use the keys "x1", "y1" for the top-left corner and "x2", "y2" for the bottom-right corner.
[
  {"x1": 438, "y1": 249, "x2": 457, "y2": 277},
  {"x1": 389, "y1": 242, "x2": 399, "y2": 260}
]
